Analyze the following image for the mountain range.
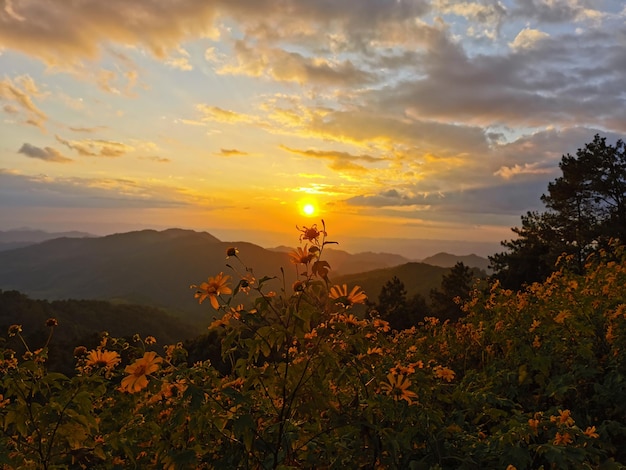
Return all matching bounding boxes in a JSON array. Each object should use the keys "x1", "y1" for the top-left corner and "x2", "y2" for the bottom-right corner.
[{"x1": 0, "y1": 228, "x2": 489, "y2": 327}]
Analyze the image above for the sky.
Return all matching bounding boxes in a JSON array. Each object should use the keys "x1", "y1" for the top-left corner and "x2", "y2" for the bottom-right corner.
[{"x1": 1, "y1": 0, "x2": 625, "y2": 258}]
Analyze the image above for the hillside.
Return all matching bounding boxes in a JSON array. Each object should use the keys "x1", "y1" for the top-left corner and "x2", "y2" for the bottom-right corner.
[
  {"x1": 334, "y1": 262, "x2": 452, "y2": 302},
  {"x1": 0, "y1": 228, "x2": 293, "y2": 324},
  {"x1": 0, "y1": 229, "x2": 420, "y2": 322},
  {"x1": 0, "y1": 289, "x2": 199, "y2": 374}
]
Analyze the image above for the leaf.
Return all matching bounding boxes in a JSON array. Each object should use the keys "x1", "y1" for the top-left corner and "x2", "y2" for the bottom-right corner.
[{"x1": 312, "y1": 260, "x2": 331, "y2": 279}]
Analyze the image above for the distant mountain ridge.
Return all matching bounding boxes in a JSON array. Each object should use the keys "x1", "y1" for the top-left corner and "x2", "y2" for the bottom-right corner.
[
  {"x1": 421, "y1": 252, "x2": 491, "y2": 272},
  {"x1": 270, "y1": 246, "x2": 411, "y2": 275},
  {"x1": 0, "y1": 228, "x2": 490, "y2": 324},
  {"x1": 0, "y1": 228, "x2": 95, "y2": 251}
]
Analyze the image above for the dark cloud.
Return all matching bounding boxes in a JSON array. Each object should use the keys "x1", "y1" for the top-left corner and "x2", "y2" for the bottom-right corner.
[{"x1": 17, "y1": 143, "x2": 72, "y2": 163}]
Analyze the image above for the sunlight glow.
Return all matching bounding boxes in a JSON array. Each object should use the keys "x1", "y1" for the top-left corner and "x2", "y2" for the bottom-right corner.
[{"x1": 303, "y1": 203, "x2": 316, "y2": 216}]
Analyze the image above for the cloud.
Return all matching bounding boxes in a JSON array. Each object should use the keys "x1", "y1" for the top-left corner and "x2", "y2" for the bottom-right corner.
[
  {"x1": 0, "y1": 0, "x2": 220, "y2": 66},
  {"x1": 219, "y1": 40, "x2": 375, "y2": 86},
  {"x1": 196, "y1": 104, "x2": 254, "y2": 124},
  {"x1": 510, "y1": 0, "x2": 605, "y2": 24},
  {"x1": 68, "y1": 125, "x2": 108, "y2": 133},
  {"x1": 0, "y1": 170, "x2": 192, "y2": 209},
  {"x1": 433, "y1": 0, "x2": 507, "y2": 38},
  {"x1": 509, "y1": 27, "x2": 550, "y2": 50},
  {"x1": 55, "y1": 135, "x2": 134, "y2": 157},
  {"x1": 217, "y1": 148, "x2": 249, "y2": 157},
  {"x1": 139, "y1": 156, "x2": 171, "y2": 163},
  {"x1": 494, "y1": 162, "x2": 552, "y2": 180},
  {"x1": 17, "y1": 143, "x2": 72, "y2": 163},
  {"x1": 281, "y1": 146, "x2": 383, "y2": 173},
  {"x1": 0, "y1": 75, "x2": 47, "y2": 130}
]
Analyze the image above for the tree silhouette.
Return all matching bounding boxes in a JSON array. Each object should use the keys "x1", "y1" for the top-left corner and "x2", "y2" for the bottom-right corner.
[{"x1": 491, "y1": 134, "x2": 626, "y2": 289}]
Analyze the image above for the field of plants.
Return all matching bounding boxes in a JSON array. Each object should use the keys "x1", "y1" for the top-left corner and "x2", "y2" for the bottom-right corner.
[{"x1": 1, "y1": 223, "x2": 625, "y2": 469}]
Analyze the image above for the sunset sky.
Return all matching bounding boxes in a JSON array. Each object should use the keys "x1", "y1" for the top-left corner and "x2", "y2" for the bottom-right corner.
[{"x1": 1, "y1": 0, "x2": 625, "y2": 258}]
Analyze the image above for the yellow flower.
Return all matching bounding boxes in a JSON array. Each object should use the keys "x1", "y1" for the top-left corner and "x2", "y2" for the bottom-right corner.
[
  {"x1": 367, "y1": 347, "x2": 383, "y2": 355},
  {"x1": 373, "y1": 318, "x2": 390, "y2": 332},
  {"x1": 297, "y1": 224, "x2": 326, "y2": 243},
  {"x1": 8, "y1": 324, "x2": 22, "y2": 337},
  {"x1": 119, "y1": 351, "x2": 163, "y2": 393},
  {"x1": 553, "y1": 432, "x2": 573, "y2": 446},
  {"x1": 0, "y1": 394, "x2": 10, "y2": 408},
  {"x1": 329, "y1": 284, "x2": 367, "y2": 307},
  {"x1": 550, "y1": 409, "x2": 574, "y2": 426},
  {"x1": 433, "y1": 365, "x2": 455, "y2": 382},
  {"x1": 528, "y1": 418, "x2": 539, "y2": 433},
  {"x1": 289, "y1": 245, "x2": 315, "y2": 265},
  {"x1": 85, "y1": 349, "x2": 121, "y2": 370},
  {"x1": 583, "y1": 426, "x2": 599, "y2": 438},
  {"x1": 554, "y1": 309, "x2": 571, "y2": 324},
  {"x1": 529, "y1": 319, "x2": 540, "y2": 332},
  {"x1": 191, "y1": 272, "x2": 233, "y2": 309},
  {"x1": 532, "y1": 335, "x2": 541, "y2": 348},
  {"x1": 380, "y1": 373, "x2": 418, "y2": 404}
]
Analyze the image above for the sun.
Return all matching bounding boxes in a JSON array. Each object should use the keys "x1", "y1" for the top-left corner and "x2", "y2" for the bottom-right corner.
[{"x1": 302, "y1": 203, "x2": 316, "y2": 216}]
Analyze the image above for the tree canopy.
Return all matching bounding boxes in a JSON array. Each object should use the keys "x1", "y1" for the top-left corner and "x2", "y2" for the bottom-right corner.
[{"x1": 490, "y1": 134, "x2": 626, "y2": 290}]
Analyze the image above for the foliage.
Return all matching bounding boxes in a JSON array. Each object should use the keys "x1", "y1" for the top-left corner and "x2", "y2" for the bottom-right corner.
[
  {"x1": 372, "y1": 276, "x2": 431, "y2": 330},
  {"x1": 491, "y1": 134, "x2": 626, "y2": 289},
  {"x1": 429, "y1": 262, "x2": 476, "y2": 323},
  {"x1": 0, "y1": 291, "x2": 197, "y2": 375},
  {"x1": 1, "y1": 223, "x2": 626, "y2": 469}
]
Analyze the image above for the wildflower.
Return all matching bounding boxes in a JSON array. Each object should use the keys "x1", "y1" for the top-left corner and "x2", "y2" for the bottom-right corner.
[
  {"x1": 341, "y1": 313, "x2": 361, "y2": 326},
  {"x1": 304, "y1": 329, "x2": 318, "y2": 340},
  {"x1": 367, "y1": 347, "x2": 383, "y2": 355},
  {"x1": 380, "y1": 373, "x2": 418, "y2": 404},
  {"x1": 73, "y1": 346, "x2": 88, "y2": 357},
  {"x1": 329, "y1": 284, "x2": 367, "y2": 307},
  {"x1": 606, "y1": 325, "x2": 616, "y2": 343},
  {"x1": 529, "y1": 319, "x2": 540, "y2": 332},
  {"x1": 434, "y1": 365, "x2": 455, "y2": 382},
  {"x1": 145, "y1": 336, "x2": 157, "y2": 345},
  {"x1": 554, "y1": 309, "x2": 571, "y2": 324},
  {"x1": 238, "y1": 274, "x2": 255, "y2": 294},
  {"x1": 8, "y1": 324, "x2": 22, "y2": 337},
  {"x1": 298, "y1": 224, "x2": 326, "y2": 243},
  {"x1": 373, "y1": 318, "x2": 390, "y2": 332},
  {"x1": 553, "y1": 432, "x2": 573, "y2": 446},
  {"x1": 85, "y1": 349, "x2": 121, "y2": 370},
  {"x1": 191, "y1": 272, "x2": 232, "y2": 309},
  {"x1": 550, "y1": 409, "x2": 574, "y2": 426},
  {"x1": 0, "y1": 394, "x2": 10, "y2": 408},
  {"x1": 506, "y1": 466, "x2": 517, "y2": 470},
  {"x1": 120, "y1": 351, "x2": 163, "y2": 393},
  {"x1": 46, "y1": 318, "x2": 58, "y2": 327},
  {"x1": 528, "y1": 418, "x2": 539, "y2": 433},
  {"x1": 289, "y1": 245, "x2": 316, "y2": 265},
  {"x1": 583, "y1": 426, "x2": 599, "y2": 438},
  {"x1": 226, "y1": 247, "x2": 239, "y2": 258},
  {"x1": 209, "y1": 312, "x2": 233, "y2": 330},
  {"x1": 292, "y1": 280, "x2": 305, "y2": 292},
  {"x1": 532, "y1": 335, "x2": 541, "y2": 348}
]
